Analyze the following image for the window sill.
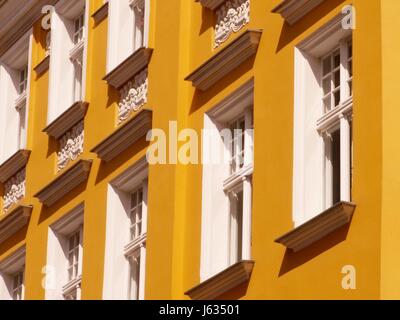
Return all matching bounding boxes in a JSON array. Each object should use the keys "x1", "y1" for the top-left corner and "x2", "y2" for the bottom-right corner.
[
  {"x1": 275, "y1": 201, "x2": 356, "y2": 252},
  {"x1": 271, "y1": 0, "x2": 325, "y2": 26},
  {"x1": 185, "y1": 260, "x2": 254, "y2": 300},
  {"x1": 43, "y1": 101, "x2": 89, "y2": 139},
  {"x1": 92, "y1": 1, "x2": 109, "y2": 24},
  {"x1": 33, "y1": 55, "x2": 50, "y2": 76},
  {"x1": 34, "y1": 159, "x2": 92, "y2": 207},
  {"x1": 103, "y1": 47, "x2": 153, "y2": 90},
  {"x1": 91, "y1": 109, "x2": 152, "y2": 162},
  {"x1": 0, "y1": 150, "x2": 31, "y2": 184},
  {"x1": 62, "y1": 275, "x2": 82, "y2": 296},
  {"x1": 0, "y1": 205, "x2": 32, "y2": 244},
  {"x1": 195, "y1": 0, "x2": 226, "y2": 10},
  {"x1": 185, "y1": 30, "x2": 262, "y2": 92}
]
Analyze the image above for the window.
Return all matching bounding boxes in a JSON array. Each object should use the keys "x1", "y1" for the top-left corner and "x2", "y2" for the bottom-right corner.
[
  {"x1": 201, "y1": 79, "x2": 254, "y2": 281},
  {"x1": 0, "y1": 246, "x2": 26, "y2": 300},
  {"x1": 45, "y1": 204, "x2": 84, "y2": 300},
  {"x1": 62, "y1": 227, "x2": 83, "y2": 300},
  {"x1": 47, "y1": 0, "x2": 88, "y2": 124},
  {"x1": 293, "y1": 14, "x2": 353, "y2": 226},
  {"x1": 0, "y1": 31, "x2": 31, "y2": 163},
  {"x1": 18, "y1": 66, "x2": 28, "y2": 95},
  {"x1": 103, "y1": 158, "x2": 148, "y2": 300},
  {"x1": 67, "y1": 231, "x2": 81, "y2": 282},
  {"x1": 12, "y1": 271, "x2": 24, "y2": 300},
  {"x1": 106, "y1": 0, "x2": 150, "y2": 72},
  {"x1": 73, "y1": 14, "x2": 84, "y2": 45}
]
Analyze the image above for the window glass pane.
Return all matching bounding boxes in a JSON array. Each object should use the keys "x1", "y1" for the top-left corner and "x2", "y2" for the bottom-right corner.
[
  {"x1": 334, "y1": 90, "x2": 341, "y2": 107},
  {"x1": 334, "y1": 51, "x2": 340, "y2": 68},
  {"x1": 323, "y1": 77, "x2": 331, "y2": 95},
  {"x1": 334, "y1": 70, "x2": 340, "y2": 88},
  {"x1": 322, "y1": 57, "x2": 331, "y2": 76}
]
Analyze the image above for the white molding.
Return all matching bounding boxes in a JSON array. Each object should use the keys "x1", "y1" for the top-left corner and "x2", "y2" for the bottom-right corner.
[
  {"x1": 51, "y1": 203, "x2": 84, "y2": 235},
  {"x1": 0, "y1": 150, "x2": 30, "y2": 183},
  {"x1": 0, "y1": 205, "x2": 32, "y2": 244},
  {"x1": 34, "y1": 160, "x2": 92, "y2": 207},
  {"x1": 91, "y1": 109, "x2": 152, "y2": 162},
  {"x1": 43, "y1": 101, "x2": 88, "y2": 140},
  {"x1": 110, "y1": 157, "x2": 148, "y2": 191},
  {"x1": 215, "y1": 0, "x2": 250, "y2": 48},
  {"x1": 0, "y1": 246, "x2": 26, "y2": 274},
  {"x1": 124, "y1": 233, "x2": 147, "y2": 257},
  {"x1": 185, "y1": 30, "x2": 261, "y2": 91},
  {"x1": 275, "y1": 202, "x2": 355, "y2": 252},
  {"x1": 223, "y1": 164, "x2": 253, "y2": 192},
  {"x1": 272, "y1": 0, "x2": 324, "y2": 25},
  {"x1": 207, "y1": 78, "x2": 254, "y2": 121},
  {"x1": 103, "y1": 48, "x2": 152, "y2": 90},
  {"x1": 186, "y1": 260, "x2": 254, "y2": 300}
]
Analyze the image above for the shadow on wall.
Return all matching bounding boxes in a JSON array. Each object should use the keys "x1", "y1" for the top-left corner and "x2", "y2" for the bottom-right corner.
[
  {"x1": 199, "y1": 6, "x2": 215, "y2": 36},
  {"x1": 275, "y1": 0, "x2": 347, "y2": 53},
  {"x1": 278, "y1": 222, "x2": 352, "y2": 277}
]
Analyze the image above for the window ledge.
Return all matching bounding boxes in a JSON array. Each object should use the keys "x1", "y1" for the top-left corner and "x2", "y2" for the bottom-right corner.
[
  {"x1": 0, "y1": 205, "x2": 32, "y2": 244},
  {"x1": 275, "y1": 201, "x2": 356, "y2": 252},
  {"x1": 62, "y1": 275, "x2": 82, "y2": 295},
  {"x1": 43, "y1": 101, "x2": 89, "y2": 139},
  {"x1": 195, "y1": 0, "x2": 226, "y2": 10},
  {"x1": 34, "y1": 55, "x2": 50, "y2": 76},
  {"x1": 185, "y1": 260, "x2": 254, "y2": 300},
  {"x1": 92, "y1": 1, "x2": 109, "y2": 24},
  {"x1": 0, "y1": 150, "x2": 30, "y2": 183},
  {"x1": 272, "y1": 0, "x2": 325, "y2": 25},
  {"x1": 91, "y1": 109, "x2": 152, "y2": 162},
  {"x1": 15, "y1": 91, "x2": 27, "y2": 110},
  {"x1": 69, "y1": 40, "x2": 84, "y2": 60},
  {"x1": 185, "y1": 30, "x2": 262, "y2": 92},
  {"x1": 103, "y1": 47, "x2": 153, "y2": 89},
  {"x1": 124, "y1": 233, "x2": 147, "y2": 256},
  {"x1": 34, "y1": 159, "x2": 92, "y2": 207}
]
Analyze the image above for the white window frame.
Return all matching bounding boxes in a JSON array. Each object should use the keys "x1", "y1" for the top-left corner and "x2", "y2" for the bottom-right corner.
[
  {"x1": 103, "y1": 157, "x2": 148, "y2": 300},
  {"x1": 45, "y1": 203, "x2": 84, "y2": 300},
  {"x1": 201, "y1": 79, "x2": 254, "y2": 281},
  {"x1": 0, "y1": 30, "x2": 33, "y2": 164},
  {"x1": 0, "y1": 246, "x2": 26, "y2": 300},
  {"x1": 106, "y1": 0, "x2": 150, "y2": 73},
  {"x1": 47, "y1": 0, "x2": 89, "y2": 124},
  {"x1": 293, "y1": 14, "x2": 353, "y2": 227}
]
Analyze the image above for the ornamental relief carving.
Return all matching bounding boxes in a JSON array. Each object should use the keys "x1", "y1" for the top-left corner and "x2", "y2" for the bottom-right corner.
[
  {"x1": 215, "y1": 0, "x2": 250, "y2": 48},
  {"x1": 57, "y1": 121, "x2": 84, "y2": 172},
  {"x1": 3, "y1": 169, "x2": 26, "y2": 212},
  {"x1": 118, "y1": 69, "x2": 148, "y2": 125}
]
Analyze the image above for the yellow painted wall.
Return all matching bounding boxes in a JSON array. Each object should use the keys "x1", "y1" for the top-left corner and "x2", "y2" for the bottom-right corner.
[{"x1": 1, "y1": 0, "x2": 397, "y2": 300}]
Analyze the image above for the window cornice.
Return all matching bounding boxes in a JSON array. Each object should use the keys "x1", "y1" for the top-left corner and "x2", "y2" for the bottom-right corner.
[
  {"x1": 0, "y1": 205, "x2": 32, "y2": 244},
  {"x1": 103, "y1": 47, "x2": 153, "y2": 90},
  {"x1": 0, "y1": 150, "x2": 30, "y2": 184},
  {"x1": 34, "y1": 160, "x2": 92, "y2": 207},
  {"x1": 275, "y1": 202, "x2": 356, "y2": 252},
  {"x1": 271, "y1": 0, "x2": 325, "y2": 26},
  {"x1": 195, "y1": 0, "x2": 226, "y2": 10},
  {"x1": 43, "y1": 101, "x2": 89, "y2": 140},
  {"x1": 185, "y1": 260, "x2": 254, "y2": 300},
  {"x1": 91, "y1": 109, "x2": 152, "y2": 163},
  {"x1": 185, "y1": 30, "x2": 262, "y2": 92}
]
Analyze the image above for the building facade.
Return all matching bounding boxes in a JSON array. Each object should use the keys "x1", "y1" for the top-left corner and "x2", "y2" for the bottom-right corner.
[{"x1": 0, "y1": 0, "x2": 399, "y2": 300}]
